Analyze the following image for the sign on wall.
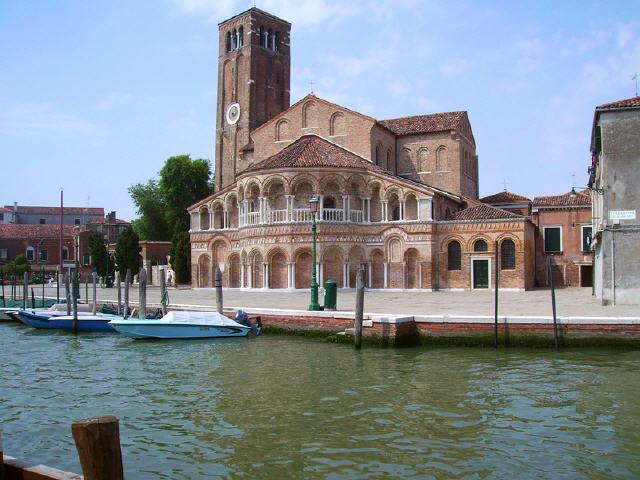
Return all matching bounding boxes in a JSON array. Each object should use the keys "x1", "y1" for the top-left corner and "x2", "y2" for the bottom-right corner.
[{"x1": 609, "y1": 210, "x2": 637, "y2": 221}]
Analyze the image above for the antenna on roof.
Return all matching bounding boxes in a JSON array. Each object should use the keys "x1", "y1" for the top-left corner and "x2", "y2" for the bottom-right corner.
[
  {"x1": 310, "y1": 80, "x2": 314, "y2": 95},
  {"x1": 633, "y1": 73, "x2": 639, "y2": 97},
  {"x1": 502, "y1": 179, "x2": 507, "y2": 192},
  {"x1": 571, "y1": 173, "x2": 577, "y2": 191}
]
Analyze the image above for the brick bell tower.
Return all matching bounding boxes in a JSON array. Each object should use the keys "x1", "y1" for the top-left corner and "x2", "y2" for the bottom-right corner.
[{"x1": 214, "y1": 8, "x2": 291, "y2": 190}]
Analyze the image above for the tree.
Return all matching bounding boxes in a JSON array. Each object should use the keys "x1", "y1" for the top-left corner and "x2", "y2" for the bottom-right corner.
[
  {"x1": 170, "y1": 231, "x2": 191, "y2": 284},
  {"x1": 115, "y1": 227, "x2": 140, "y2": 281},
  {"x1": 1, "y1": 254, "x2": 31, "y2": 277},
  {"x1": 159, "y1": 155, "x2": 212, "y2": 235},
  {"x1": 88, "y1": 232, "x2": 107, "y2": 276},
  {"x1": 128, "y1": 180, "x2": 170, "y2": 241}
]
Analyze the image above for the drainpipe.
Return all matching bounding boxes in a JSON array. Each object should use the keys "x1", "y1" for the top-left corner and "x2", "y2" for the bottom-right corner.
[{"x1": 611, "y1": 229, "x2": 616, "y2": 306}]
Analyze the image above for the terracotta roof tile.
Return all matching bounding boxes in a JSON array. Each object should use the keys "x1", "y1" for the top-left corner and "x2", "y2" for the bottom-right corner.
[
  {"x1": 245, "y1": 134, "x2": 387, "y2": 173},
  {"x1": 597, "y1": 96, "x2": 640, "y2": 109},
  {"x1": 449, "y1": 204, "x2": 524, "y2": 221},
  {"x1": 0, "y1": 223, "x2": 77, "y2": 239},
  {"x1": 86, "y1": 218, "x2": 129, "y2": 225},
  {"x1": 533, "y1": 189, "x2": 591, "y2": 208},
  {"x1": 480, "y1": 191, "x2": 531, "y2": 204},
  {"x1": 378, "y1": 112, "x2": 465, "y2": 136}
]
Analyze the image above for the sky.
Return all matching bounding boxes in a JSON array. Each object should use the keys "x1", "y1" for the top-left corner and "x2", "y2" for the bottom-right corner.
[{"x1": 1, "y1": 0, "x2": 638, "y2": 220}]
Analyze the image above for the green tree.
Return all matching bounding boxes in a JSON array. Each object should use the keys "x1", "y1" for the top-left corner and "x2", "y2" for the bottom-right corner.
[
  {"x1": 128, "y1": 180, "x2": 171, "y2": 241},
  {"x1": 1, "y1": 254, "x2": 31, "y2": 277},
  {"x1": 88, "y1": 232, "x2": 108, "y2": 277},
  {"x1": 115, "y1": 227, "x2": 140, "y2": 281},
  {"x1": 170, "y1": 231, "x2": 191, "y2": 284},
  {"x1": 159, "y1": 155, "x2": 212, "y2": 235}
]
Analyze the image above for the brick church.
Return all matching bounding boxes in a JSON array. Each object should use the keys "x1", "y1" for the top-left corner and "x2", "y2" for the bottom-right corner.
[{"x1": 188, "y1": 7, "x2": 536, "y2": 291}]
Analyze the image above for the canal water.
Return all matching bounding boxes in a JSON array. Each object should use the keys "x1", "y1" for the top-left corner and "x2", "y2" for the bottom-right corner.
[{"x1": 1, "y1": 323, "x2": 639, "y2": 479}]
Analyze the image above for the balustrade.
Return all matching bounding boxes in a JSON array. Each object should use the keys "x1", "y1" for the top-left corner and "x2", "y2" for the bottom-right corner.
[
  {"x1": 293, "y1": 208, "x2": 312, "y2": 222},
  {"x1": 349, "y1": 210, "x2": 363, "y2": 223},
  {"x1": 268, "y1": 209, "x2": 287, "y2": 223},
  {"x1": 322, "y1": 208, "x2": 344, "y2": 222}
]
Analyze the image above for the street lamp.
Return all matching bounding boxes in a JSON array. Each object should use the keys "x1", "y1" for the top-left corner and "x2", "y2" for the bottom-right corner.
[{"x1": 308, "y1": 195, "x2": 320, "y2": 311}]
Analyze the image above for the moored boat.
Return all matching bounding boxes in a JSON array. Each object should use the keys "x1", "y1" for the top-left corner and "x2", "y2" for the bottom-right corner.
[
  {"x1": 109, "y1": 311, "x2": 256, "y2": 339},
  {"x1": 14, "y1": 310, "x2": 118, "y2": 332}
]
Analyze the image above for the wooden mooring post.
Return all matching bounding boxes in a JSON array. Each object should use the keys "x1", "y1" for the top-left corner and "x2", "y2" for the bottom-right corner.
[
  {"x1": 494, "y1": 240, "x2": 499, "y2": 349},
  {"x1": 160, "y1": 268, "x2": 168, "y2": 316},
  {"x1": 116, "y1": 271, "x2": 121, "y2": 315},
  {"x1": 56, "y1": 267, "x2": 60, "y2": 303},
  {"x1": 138, "y1": 267, "x2": 147, "y2": 319},
  {"x1": 23, "y1": 272, "x2": 28, "y2": 310},
  {"x1": 547, "y1": 256, "x2": 559, "y2": 351},
  {"x1": 31, "y1": 288, "x2": 35, "y2": 309},
  {"x1": 65, "y1": 272, "x2": 71, "y2": 315},
  {"x1": 41, "y1": 266, "x2": 45, "y2": 307},
  {"x1": 354, "y1": 267, "x2": 365, "y2": 349},
  {"x1": 124, "y1": 270, "x2": 130, "y2": 319},
  {"x1": 215, "y1": 267, "x2": 223, "y2": 314},
  {"x1": 72, "y1": 415, "x2": 124, "y2": 480},
  {"x1": 92, "y1": 272, "x2": 98, "y2": 315},
  {"x1": 72, "y1": 272, "x2": 79, "y2": 334},
  {"x1": 85, "y1": 277, "x2": 88, "y2": 304},
  {"x1": 1, "y1": 424, "x2": 5, "y2": 480},
  {"x1": 1, "y1": 274, "x2": 5, "y2": 308}
]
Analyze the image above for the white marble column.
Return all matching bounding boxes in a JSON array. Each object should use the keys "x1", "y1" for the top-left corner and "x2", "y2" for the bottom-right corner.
[
  {"x1": 367, "y1": 262, "x2": 372, "y2": 288},
  {"x1": 381, "y1": 200, "x2": 388, "y2": 222},
  {"x1": 366, "y1": 198, "x2": 371, "y2": 222},
  {"x1": 418, "y1": 262, "x2": 423, "y2": 289},
  {"x1": 291, "y1": 262, "x2": 296, "y2": 289},
  {"x1": 248, "y1": 263, "x2": 253, "y2": 288},
  {"x1": 383, "y1": 262, "x2": 388, "y2": 289},
  {"x1": 403, "y1": 261, "x2": 407, "y2": 289},
  {"x1": 343, "y1": 262, "x2": 349, "y2": 288},
  {"x1": 240, "y1": 263, "x2": 245, "y2": 288},
  {"x1": 342, "y1": 195, "x2": 349, "y2": 222},
  {"x1": 318, "y1": 194, "x2": 324, "y2": 222},
  {"x1": 318, "y1": 263, "x2": 323, "y2": 286},
  {"x1": 263, "y1": 263, "x2": 269, "y2": 289},
  {"x1": 286, "y1": 195, "x2": 294, "y2": 222},
  {"x1": 223, "y1": 210, "x2": 228, "y2": 229},
  {"x1": 400, "y1": 199, "x2": 406, "y2": 221}
]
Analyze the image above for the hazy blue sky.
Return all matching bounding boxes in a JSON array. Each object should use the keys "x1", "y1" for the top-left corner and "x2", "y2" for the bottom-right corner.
[{"x1": 1, "y1": 0, "x2": 638, "y2": 220}]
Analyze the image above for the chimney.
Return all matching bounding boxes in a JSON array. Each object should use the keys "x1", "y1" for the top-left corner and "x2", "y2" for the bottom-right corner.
[
  {"x1": 107, "y1": 211, "x2": 116, "y2": 223},
  {"x1": 12, "y1": 201, "x2": 17, "y2": 223}
]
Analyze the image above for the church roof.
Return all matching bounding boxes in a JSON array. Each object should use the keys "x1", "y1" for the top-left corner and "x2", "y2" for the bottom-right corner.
[
  {"x1": 244, "y1": 134, "x2": 387, "y2": 173},
  {"x1": 450, "y1": 204, "x2": 525, "y2": 221},
  {"x1": 596, "y1": 96, "x2": 640, "y2": 110},
  {"x1": 219, "y1": 7, "x2": 290, "y2": 26},
  {"x1": 378, "y1": 112, "x2": 466, "y2": 136},
  {"x1": 533, "y1": 189, "x2": 591, "y2": 208},
  {"x1": 480, "y1": 191, "x2": 531, "y2": 204}
]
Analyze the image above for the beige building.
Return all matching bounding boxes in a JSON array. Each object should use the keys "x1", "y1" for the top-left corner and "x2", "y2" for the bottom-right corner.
[{"x1": 189, "y1": 7, "x2": 535, "y2": 291}]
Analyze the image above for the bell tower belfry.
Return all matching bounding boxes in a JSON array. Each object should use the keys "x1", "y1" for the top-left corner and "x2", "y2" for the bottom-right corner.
[{"x1": 214, "y1": 8, "x2": 291, "y2": 190}]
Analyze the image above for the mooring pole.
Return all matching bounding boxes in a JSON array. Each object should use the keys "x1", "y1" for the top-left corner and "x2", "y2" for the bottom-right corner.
[
  {"x1": 494, "y1": 240, "x2": 499, "y2": 349},
  {"x1": 116, "y1": 271, "x2": 121, "y2": 315},
  {"x1": 23, "y1": 272, "x2": 28, "y2": 310},
  {"x1": 124, "y1": 270, "x2": 130, "y2": 319},
  {"x1": 547, "y1": 256, "x2": 559, "y2": 351},
  {"x1": 85, "y1": 276, "x2": 88, "y2": 304},
  {"x1": 354, "y1": 267, "x2": 365, "y2": 349},
  {"x1": 215, "y1": 267, "x2": 223, "y2": 314},
  {"x1": 56, "y1": 267, "x2": 60, "y2": 303},
  {"x1": 160, "y1": 268, "x2": 168, "y2": 316},
  {"x1": 72, "y1": 415, "x2": 124, "y2": 480},
  {"x1": 138, "y1": 268, "x2": 147, "y2": 319},
  {"x1": 31, "y1": 288, "x2": 35, "y2": 309},
  {"x1": 92, "y1": 272, "x2": 98, "y2": 315},
  {"x1": 72, "y1": 272, "x2": 79, "y2": 334},
  {"x1": 65, "y1": 272, "x2": 71, "y2": 315},
  {"x1": 0, "y1": 424, "x2": 5, "y2": 480},
  {"x1": 41, "y1": 266, "x2": 45, "y2": 307},
  {"x1": 1, "y1": 274, "x2": 5, "y2": 308}
]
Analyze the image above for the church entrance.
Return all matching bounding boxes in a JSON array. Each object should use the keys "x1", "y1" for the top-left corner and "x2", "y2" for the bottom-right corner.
[{"x1": 472, "y1": 258, "x2": 489, "y2": 289}]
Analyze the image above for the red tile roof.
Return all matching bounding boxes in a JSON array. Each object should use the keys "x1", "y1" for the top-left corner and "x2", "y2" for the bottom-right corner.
[
  {"x1": 480, "y1": 191, "x2": 531, "y2": 204},
  {"x1": 378, "y1": 112, "x2": 466, "y2": 136},
  {"x1": 245, "y1": 134, "x2": 387, "y2": 173},
  {"x1": 597, "y1": 96, "x2": 640, "y2": 109},
  {"x1": 533, "y1": 189, "x2": 591, "y2": 208},
  {"x1": 86, "y1": 218, "x2": 130, "y2": 225},
  {"x1": 450, "y1": 204, "x2": 524, "y2": 221},
  {"x1": 0, "y1": 207, "x2": 12, "y2": 213},
  {"x1": 6, "y1": 205, "x2": 105, "y2": 216},
  {"x1": 0, "y1": 223, "x2": 77, "y2": 239}
]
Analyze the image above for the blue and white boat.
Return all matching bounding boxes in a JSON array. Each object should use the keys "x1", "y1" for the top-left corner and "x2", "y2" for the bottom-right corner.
[
  {"x1": 15, "y1": 310, "x2": 118, "y2": 332},
  {"x1": 109, "y1": 311, "x2": 256, "y2": 339}
]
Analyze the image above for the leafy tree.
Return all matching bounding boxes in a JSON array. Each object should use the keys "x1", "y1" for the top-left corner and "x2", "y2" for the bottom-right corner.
[
  {"x1": 115, "y1": 227, "x2": 140, "y2": 282},
  {"x1": 88, "y1": 232, "x2": 107, "y2": 276},
  {"x1": 159, "y1": 155, "x2": 212, "y2": 235},
  {"x1": 170, "y1": 231, "x2": 191, "y2": 284},
  {"x1": 1, "y1": 254, "x2": 31, "y2": 277},
  {"x1": 128, "y1": 180, "x2": 170, "y2": 241}
]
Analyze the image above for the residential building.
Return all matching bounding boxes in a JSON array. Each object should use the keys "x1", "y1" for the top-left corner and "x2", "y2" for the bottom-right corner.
[{"x1": 4, "y1": 203, "x2": 104, "y2": 226}]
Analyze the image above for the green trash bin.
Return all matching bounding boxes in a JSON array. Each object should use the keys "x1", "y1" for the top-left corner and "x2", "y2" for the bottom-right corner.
[{"x1": 324, "y1": 279, "x2": 337, "y2": 311}]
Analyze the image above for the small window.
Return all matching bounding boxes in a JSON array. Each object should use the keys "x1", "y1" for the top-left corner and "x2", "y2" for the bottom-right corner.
[
  {"x1": 500, "y1": 239, "x2": 515, "y2": 270},
  {"x1": 238, "y1": 26, "x2": 244, "y2": 48},
  {"x1": 474, "y1": 239, "x2": 488, "y2": 252},
  {"x1": 447, "y1": 241, "x2": 461, "y2": 270},
  {"x1": 0, "y1": 248, "x2": 7, "y2": 260},
  {"x1": 39, "y1": 218, "x2": 46, "y2": 224},
  {"x1": 26, "y1": 247, "x2": 35, "y2": 261},
  {"x1": 323, "y1": 196, "x2": 336, "y2": 209},
  {"x1": 274, "y1": 31, "x2": 280, "y2": 51},
  {"x1": 82, "y1": 254, "x2": 91, "y2": 266},
  {"x1": 74, "y1": 218, "x2": 81, "y2": 225},
  {"x1": 39, "y1": 249, "x2": 48, "y2": 261},
  {"x1": 582, "y1": 226, "x2": 592, "y2": 252},
  {"x1": 225, "y1": 31, "x2": 231, "y2": 52},
  {"x1": 0, "y1": 213, "x2": 4, "y2": 221},
  {"x1": 62, "y1": 247, "x2": 69, "y2": 260},
  {"x1": 544, "y1": 226, "x2": 562, "y2": 252}
]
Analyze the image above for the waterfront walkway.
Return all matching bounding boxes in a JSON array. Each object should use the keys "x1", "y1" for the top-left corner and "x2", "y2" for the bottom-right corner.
[{"x1": 36, "y1": 285, "x2": 639, "y2": 318}]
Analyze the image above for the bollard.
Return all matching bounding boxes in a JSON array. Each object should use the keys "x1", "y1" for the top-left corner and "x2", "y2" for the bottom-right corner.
[
  {"x1": 92, "y1": 272, "x2": 97, "y2": 315},
  {"x1": 354, "y1": 268, "x2": 365, "y2": 349},
  {"x1": 215, "y1": 267, "x2": 223, "y2": 314},
  {"x1": 124, "y1": 270, "x2": 131, "y2": 319},
  {"x1": 138, "y1": 268, "x2": 147, "y2": 319},
  {"x1": 160, "y1": 268, "x2": 168, "y2": 316},
  {"x1": 116, "y1": 271, "x2": 122, "y2": 315},
  {"x1": 72, "y1": 415, "x2": 124, "y2": 480},
  {"x1": 65, "y1": 273, "x2": 71, "y2": 315}
]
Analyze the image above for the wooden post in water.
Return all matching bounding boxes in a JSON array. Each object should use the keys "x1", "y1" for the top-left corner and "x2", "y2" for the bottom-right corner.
[
  {"x1": 138, "y1": 267, "x2": 147, "y2": 319},
  {"x1": 124, "y1": 269, "x2": 130, "y2": 319},
  {"x1": 160, "y1": 268, "x2": 167, "y2": 316},
  {"x1": 1, "y1": 274, "x2": 5, "y2": 308},
  {"x1": 354, "y1": 267, "x2": 365, "y2": 349},
  {"x1": 23, "y1": 272, "x2": 28, "y2": 310},
  {"x1": 41, "y1": 267, "x2": 45, "y2": 307},
  {"x1": 56, "y1": 267, "x2": 60, "y2": 303},
  {"x1": 31, "y1": 288, "x2": 35, "y2": 309},
  {"x1": 92, "y1": 272, "x2": 98, "y2": 315},
  {"x1": 72, "y1": 272, "x2": 79, "y2": 334},
  {"x1": 85, "y1": 276, "x2": 88, "y2": 304},
  {"x1": 547, "y1": 256, "x2": 559, "y2": 351},
  {"x1": 215, "y1": 267, "x2": 223, "y2": 314},
  {"x1": 494, "y1": 240, "x2": 499, "y2": 349},
  {"x1": 0, "y1": 424, "x2": 5, "y2": 480},
  {"x1": 65, "y1": 272, "x2": 71, "y2": 315},
  {"x1": 116, "y1": 271, "x2": 121, "y2": 315},
  {"x1": 72, "y1": 415, "x2": 124, "y2": 480}
]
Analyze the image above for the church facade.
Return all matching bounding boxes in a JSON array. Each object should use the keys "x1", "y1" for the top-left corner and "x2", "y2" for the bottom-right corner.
[{"x1": 188, "y1": 7, "x2": 535, "y2": 291}]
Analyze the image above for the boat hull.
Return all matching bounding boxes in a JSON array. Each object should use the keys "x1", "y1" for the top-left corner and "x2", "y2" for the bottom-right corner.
[
  {"x1": 15, "y1": 311, "x2": 117, "y2": 332},
  {"x1": 110, "y1": 322, "x2": 250, "y2": 339}
]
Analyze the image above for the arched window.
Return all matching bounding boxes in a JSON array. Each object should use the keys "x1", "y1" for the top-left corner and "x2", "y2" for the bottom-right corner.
[
  {"x1": 275, "y1": 31, "x2": 280, "y2": 51},
  {"x1": 474, "y1": 239, "x2": 488, "y2": 252},
  {"x1": 436, "y1": 146, "x2": 446, "y2": 171},
  {"x1": 386, "y1": 149, "x2": 392, "y2": 172},
  {"x1": 324, "y1": 196, "x2": 336, "y2": 209},
  {"x1": 501, "y1": 239, "x2": 516, "y2": 270},
  {"x1": 231, "y1": 29, "x2": 237, "y2": 50},
  {"x1": 62, "y1": 246, "x2": 69, "y2": 260},
  {"x1": 225, "y1": 31, "x2": 232, "y2": 52},
  {"x1": 375, "y1": 144, "x2": 381, "y2": 166},
  {"x1": 329, "y1": 112, "x2": 344, "y2": 136},
  {"x1": 238, "y1": 26, "x2": 244, "y2": 48},
  {"x1": 25, "y1": 246, "x2": 35, "y2": 261},
  {"x1": 267, "y1": 29, "x2": 272, "y2": 50},
  {"x1": 447, "y1": 241, "x2": 461, "y2": 270},
  {"x1": 392, "y1": 205, "x2": 401, "y2": 221},
  {"x1": 259, "y1": 26, "x2": 265, "y2": 47}
]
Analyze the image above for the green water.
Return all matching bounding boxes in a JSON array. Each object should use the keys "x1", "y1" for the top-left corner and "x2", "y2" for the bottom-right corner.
[{"x1": 1, "y1": 323, "x2": 639, "y2": 479}]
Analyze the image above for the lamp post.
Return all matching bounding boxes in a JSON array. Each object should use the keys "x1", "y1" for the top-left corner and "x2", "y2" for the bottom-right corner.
[{"x1": 308, "y1": 196, "x2": 320, "y2": 311}]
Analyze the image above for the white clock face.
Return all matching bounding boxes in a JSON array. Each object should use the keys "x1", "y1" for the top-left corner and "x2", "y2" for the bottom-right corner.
[{"x1": 226, "y1": 103, "x2": 241, "y2": 125}]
